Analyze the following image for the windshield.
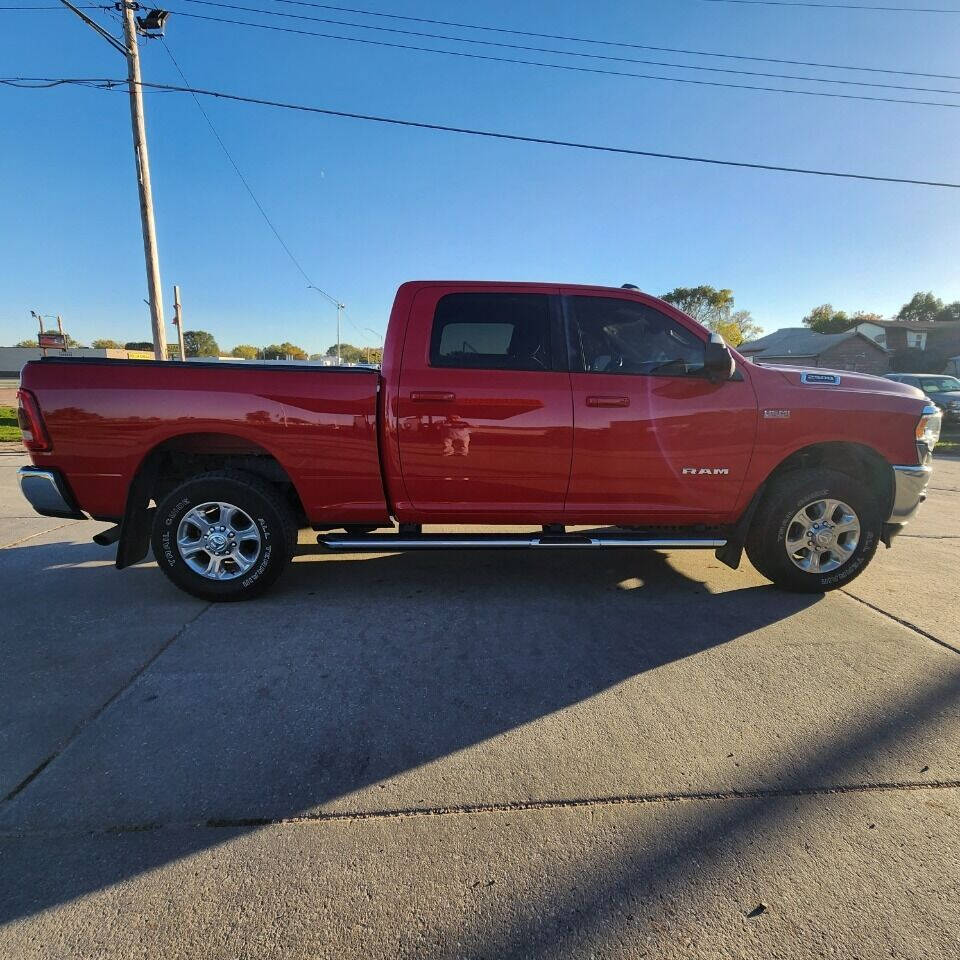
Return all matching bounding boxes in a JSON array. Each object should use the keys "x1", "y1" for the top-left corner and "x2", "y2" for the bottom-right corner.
[{"x1": 920, "y1": 376, "x2": 960, "y2": 393}]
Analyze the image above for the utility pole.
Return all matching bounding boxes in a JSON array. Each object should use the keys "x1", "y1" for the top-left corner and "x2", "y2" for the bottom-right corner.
[
  {"x1": 308, "y1": 285, "x2": 345, "y2": 365},
  {"x1": 33, "y1": 310, "x2": 45, "y2": 356},
  {"x1": 172, "y1": 284, "x2": 186, "y2": 360},
  {"x1": 336, "y1": 302, "x2": 343, "y2": 364},
  {"x1": 57, "y1": 1, "x2": 169, "y2": 360},
  {"x1": 120, "y1": 2, "x2": 166, "y2": 360}
]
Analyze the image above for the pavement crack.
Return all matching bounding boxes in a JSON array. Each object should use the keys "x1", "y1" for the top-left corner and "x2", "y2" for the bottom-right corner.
[
  {"x1": 3, "y1": 780, "x2": 959, "y2": 840},
  {"x1": 900, "y1": 534, "x2": 960, "y2": 540},
  {"x1": 0, "y1": 520, "x2": 81, "y2": 550},
  {"x1": 0, "y1": 602, "x2": 213, "y2": 807},
  {"x1": 840, "y1": 589, "x2": 960, "y2": 655}
]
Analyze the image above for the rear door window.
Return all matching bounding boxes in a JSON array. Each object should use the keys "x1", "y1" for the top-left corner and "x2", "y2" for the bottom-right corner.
[{"x1": 430, "y1": 293, "x2": 551, "y2": 371}]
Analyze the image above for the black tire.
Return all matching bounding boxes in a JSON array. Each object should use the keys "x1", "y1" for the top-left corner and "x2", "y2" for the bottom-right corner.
[
  {"x1": 152, "y1": 469, "x2": 298, "y2": 601},
  {"x1": 745, "y1": 468, "x2": 882, "y2": 593}
]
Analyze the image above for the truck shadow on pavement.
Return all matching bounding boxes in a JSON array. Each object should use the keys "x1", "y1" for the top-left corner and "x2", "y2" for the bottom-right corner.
[{"x1": 0, "y1": 536, "x2": 901, "y2": 932}]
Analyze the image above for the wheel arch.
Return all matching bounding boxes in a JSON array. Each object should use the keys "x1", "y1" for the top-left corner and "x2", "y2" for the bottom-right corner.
[
  {"x1": 761, "y1": 441, "x2": 894, "y2": 520},
  {"x1": 718, "y1": 440, "x2": 893, "y2": 572},
  {"x1": 117, "y1": 431, "x2": 306, "y2": 569}
]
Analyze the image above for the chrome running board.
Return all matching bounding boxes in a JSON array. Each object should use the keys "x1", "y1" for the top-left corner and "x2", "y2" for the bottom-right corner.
[{"x1": 319, "y1": 533, "x2": 727, "y2": 552}]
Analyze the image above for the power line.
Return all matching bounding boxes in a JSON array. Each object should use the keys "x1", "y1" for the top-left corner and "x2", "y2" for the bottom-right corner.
[
  {"x1": 167, "y1": 11, "x2": 960, "y2": 109},
  {"x1": 696, "y1": 0, "x2": 959, "y2": 11},
  {"x1": 172, "y1": 0, "x2": 960, "y2": 96},
  {"x1": 4, "y1": 76, "x2": 958, "y2": 188},
  {"x1": 12, "y1": 1, "x2": 960, "y2": 81},
  {"x1": 158, "y1": 38, "x2": 341, "y2": 307},
  {"x1": 248, "y1": 0, "x2": 960, "y2": 81}
]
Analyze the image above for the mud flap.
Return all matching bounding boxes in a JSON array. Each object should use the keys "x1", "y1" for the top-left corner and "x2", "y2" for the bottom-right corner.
[
  {"x1": 881, "y1": 521, "x2": 906, "y2": 548},
  {"x1": 116, "y1": 460, "x2": 158, "y2": 569},
  {"x1": 715, "y1": 485, "x2": 765, "y2": 570}
]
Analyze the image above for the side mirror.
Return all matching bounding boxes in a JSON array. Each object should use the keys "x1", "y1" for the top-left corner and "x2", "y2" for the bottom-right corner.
[{"x1": 704, "y1": 333, "x2": 735, "y2": 383}]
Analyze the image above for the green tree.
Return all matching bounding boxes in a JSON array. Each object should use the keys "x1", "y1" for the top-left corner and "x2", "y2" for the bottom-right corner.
[
  {"x1": 710, "y1": 310, "x2": 763, "y2": 347},
  {"x1": 660, "y1": 286, "x2": 762, "y2": 345},
  {"x1": 325, "y1": 342, "x2": 367, "y2": 363},
  {"x1": 802, "y1": 304, "x2": 850, "y2": 334},
  {"x1": 661, "y1": 286, "x2": 734, "y2": 328},
  {"x1": 328, "y1": 343, "x2": 383, "y2": 363},
  {"x1": 92, "y1": 338, "x2": 123, "y2": 349},
  {"x1": 936, "y1": 301, "x2": 960, "y2": 323},
  {"x1": 897, "y1": 291, "x2": 943, "y2": 323},
  {"x1": 183, "y1": 330, "x2": 220, "y2": 357},
  {"x1": 15, "y1": 339, "x2": 36, "y2": 347},
  {"x1": 262, "y1": 342, "x2": 308, "y2": 360},
  {"x1": 230, "y1": 344, "x2": 259, "y2": 360},
  {"x1": 124, "y1": 341, "x2": 153, "y2": 350},
  {"x1": 715, "y1": 310, "x2": 763, "y2": 347}
]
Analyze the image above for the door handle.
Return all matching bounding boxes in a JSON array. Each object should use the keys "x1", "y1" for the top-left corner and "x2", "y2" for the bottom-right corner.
[
  {"x1": 410, "y1": 391, "x2": 456, "y2": 402},
  {"x1": 586, "y1": 395, "x2": 630, "y2": 408}
]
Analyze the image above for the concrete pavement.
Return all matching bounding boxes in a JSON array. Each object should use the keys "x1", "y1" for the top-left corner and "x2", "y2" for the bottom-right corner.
[{"x1": 0, "y1": 446, "x2": 957, "y2": 958}]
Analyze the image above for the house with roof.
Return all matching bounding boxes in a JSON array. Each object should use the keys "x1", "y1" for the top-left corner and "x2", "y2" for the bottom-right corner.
[
  {"x1": 848, "y1": 318, "x2": 942, "y2": 352},
  {"x1": 737, "y1": 328, "x2": 889, "y2": 375},
  {"x1": 847, "y1": 318, "x2": 960, "y2": 373}
]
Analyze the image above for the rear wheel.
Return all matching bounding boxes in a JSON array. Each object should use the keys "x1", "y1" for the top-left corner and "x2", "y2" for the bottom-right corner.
[
  {"x1": 152, "y1": 470, "x2": 297, "y2": 601},
  {"x1": 745, "y1": 468, "x2": 882, "y2": 593}
]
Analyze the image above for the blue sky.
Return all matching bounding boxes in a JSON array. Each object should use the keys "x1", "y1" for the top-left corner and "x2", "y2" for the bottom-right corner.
[{"x1": 1, "y1": 0, "x2": 958, "y2": 353}]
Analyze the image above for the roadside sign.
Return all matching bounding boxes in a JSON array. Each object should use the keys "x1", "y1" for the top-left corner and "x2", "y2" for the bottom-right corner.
[{"x1": 38, "y1": 332, "x2": 67, "y2": 350}]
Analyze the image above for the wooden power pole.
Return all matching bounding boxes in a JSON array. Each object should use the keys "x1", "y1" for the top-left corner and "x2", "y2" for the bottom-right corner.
[
  {"x1": 57, "y1": 0, "x2": 168, "y2": 360},
  {"x1": 120, "y1": 1, "x2": 167, "y2": 360},
  {"x1": 173, "y1": 284, "x2": 186, "y2": 360}
]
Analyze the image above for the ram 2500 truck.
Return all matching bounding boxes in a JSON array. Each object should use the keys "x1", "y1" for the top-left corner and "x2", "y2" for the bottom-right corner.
[{"x1": 17, "y1": 281, "x2": 939, "y2": 601}]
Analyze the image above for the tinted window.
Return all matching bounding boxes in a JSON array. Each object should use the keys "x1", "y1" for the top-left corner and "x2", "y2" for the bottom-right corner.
[
  {"x1": 430, "y1": 293, "x2": 551, "y2": 371},
  {"x1": 569, "y1": 296, "x2": 705, "y2": 376}
]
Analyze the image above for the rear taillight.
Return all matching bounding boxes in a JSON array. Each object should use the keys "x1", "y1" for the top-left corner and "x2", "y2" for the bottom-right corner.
[{"x1": 17, "y1": 389, "x2": 51, "y2": 452}]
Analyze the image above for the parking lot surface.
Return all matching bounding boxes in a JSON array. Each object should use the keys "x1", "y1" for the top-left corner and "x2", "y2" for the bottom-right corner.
[{"x1": 1, "y1": 443, "x2": 958, "y2": 959}]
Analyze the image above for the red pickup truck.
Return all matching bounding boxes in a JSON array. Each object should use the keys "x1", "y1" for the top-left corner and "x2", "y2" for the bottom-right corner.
[{"x1": 17, "y1": 281, "x2": 939, "y2": 601}]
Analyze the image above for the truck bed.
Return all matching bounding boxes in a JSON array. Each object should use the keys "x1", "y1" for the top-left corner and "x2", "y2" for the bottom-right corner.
[{"x1": 19, "y1": 357, "x2": 390, "y2": 524}]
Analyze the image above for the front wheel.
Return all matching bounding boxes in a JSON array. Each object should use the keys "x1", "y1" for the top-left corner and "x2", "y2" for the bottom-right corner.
[
  {"x1": 152, "y1": 470, "x2": 298, "y2": 601},
  {"x1": 745, "y1": 468, "x2": 882, "y2": 593}
]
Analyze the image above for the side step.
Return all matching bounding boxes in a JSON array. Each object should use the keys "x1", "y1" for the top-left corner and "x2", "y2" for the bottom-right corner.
[{"x1": 319, "y1": 532, "x2": 726, "y2": 552}]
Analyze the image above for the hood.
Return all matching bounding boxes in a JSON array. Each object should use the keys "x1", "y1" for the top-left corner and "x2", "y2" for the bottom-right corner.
[{"x1": 748, "y1": 362, "x2": 927, "y2": 403}]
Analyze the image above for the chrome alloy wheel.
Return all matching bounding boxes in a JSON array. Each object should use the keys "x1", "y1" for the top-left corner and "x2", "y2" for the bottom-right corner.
[
  {"x1": 176, "y1": 501, "x2": 262, "y2": 580},
  {"x1": 784, "y1": 497, "x2": 861, "y2": 574}
]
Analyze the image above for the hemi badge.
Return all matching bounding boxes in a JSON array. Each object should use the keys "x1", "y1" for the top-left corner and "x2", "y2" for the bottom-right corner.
[{"x1": 763, "y1": 409, "x2": 791, "y2": 419}]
